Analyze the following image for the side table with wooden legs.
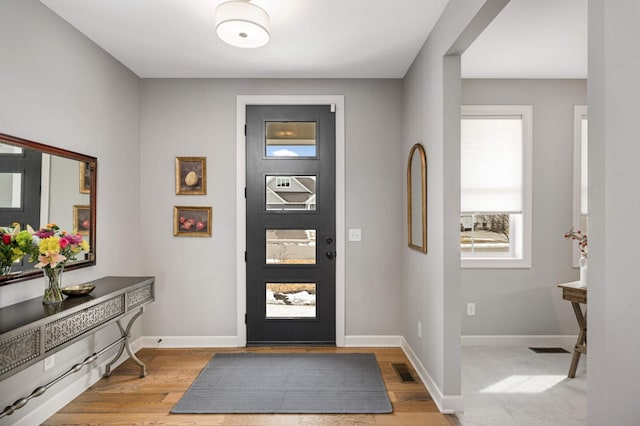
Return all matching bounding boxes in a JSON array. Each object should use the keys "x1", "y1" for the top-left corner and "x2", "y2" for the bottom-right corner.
[{"x1": 558, "y1": 281, "x2": 587, "y2": 378}]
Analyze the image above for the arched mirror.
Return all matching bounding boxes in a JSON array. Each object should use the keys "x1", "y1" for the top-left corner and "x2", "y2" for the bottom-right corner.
[
  {"x1": 0, "y1": 132, "x2": 96, "y2": 285},
  {"x1": 407, "y1": 143, "x2": 427, "y2": 253}
]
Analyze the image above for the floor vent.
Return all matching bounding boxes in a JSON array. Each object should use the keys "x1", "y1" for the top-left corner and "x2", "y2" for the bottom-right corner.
[
  {"x1": 529, "y1": 347, "x2": 570, "y2": 354},
  {"x1": 392, "y1": 363, "x2": 416, "y2": 382}
]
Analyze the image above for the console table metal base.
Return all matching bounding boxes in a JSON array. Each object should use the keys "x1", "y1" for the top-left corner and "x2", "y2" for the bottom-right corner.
[
  {"x1": 0, "y1": 335, "x2": 125, "y2": 419},
  {"x1": 0, "y1": 307, "x2": 148, "y2": 419},
  {"x1": 104, "y1": 307, "x2": 147, "y2": 378}
]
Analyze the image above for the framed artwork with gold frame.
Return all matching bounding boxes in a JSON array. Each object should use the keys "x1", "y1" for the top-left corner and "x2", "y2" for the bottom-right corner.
[
  {"x1": 73, "y1": 205, "x2": 91, "y2": 236},
  {"x1": 173, "y1": 206, "x2": 212, "y2": 237},
  {"x1": 79, "y1": 162, "x2": 91, "y2": 194},
  {"x1": 175, "y1": 157, "x2": 206, "y2": 195}
]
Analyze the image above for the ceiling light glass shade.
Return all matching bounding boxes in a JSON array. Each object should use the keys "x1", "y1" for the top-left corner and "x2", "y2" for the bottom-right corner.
[{"x1": 215, "y1": 1, "x2": 270, "y2": 48}]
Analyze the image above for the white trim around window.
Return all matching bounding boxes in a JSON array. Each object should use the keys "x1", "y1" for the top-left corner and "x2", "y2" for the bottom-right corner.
[
  {"x1": 572, "y1": 105, "x2": 588, "y2": 268},
  {"x1": 461, "y1": 105, "x2": 533, "y2": 269}
]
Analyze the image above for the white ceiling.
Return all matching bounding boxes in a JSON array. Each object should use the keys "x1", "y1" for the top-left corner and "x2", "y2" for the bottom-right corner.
[
  {"x1": 462, "y1": 0, "x2": 587, "y2": 79},
  {"x1": 40, "y1": 0, "x2": 449, "y2": 78},
  {"x1": 40, "y1": 0, "x2": 587, "y2": 79}
]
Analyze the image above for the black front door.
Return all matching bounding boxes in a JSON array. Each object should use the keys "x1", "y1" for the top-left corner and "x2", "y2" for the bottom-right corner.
[
  {"x1": 0, "y1": 141, "x2": 41, "y2": 272},
  {"x1": 246, "y1": 105, "x2": 336, "y2": 345}
]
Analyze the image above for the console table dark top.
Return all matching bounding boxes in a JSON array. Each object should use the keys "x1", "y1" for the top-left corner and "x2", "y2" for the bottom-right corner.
[{"x1": 0, "y1": 276, "x2": 155, "y2": 336}]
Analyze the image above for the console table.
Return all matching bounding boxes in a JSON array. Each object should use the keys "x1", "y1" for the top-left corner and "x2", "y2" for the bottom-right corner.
[
  {"x1": 0, "y1": 276, "x2": 154, "y2": 418},
  {"x1": 558, "y1": 280, "x2": 586, "y2": 378}
]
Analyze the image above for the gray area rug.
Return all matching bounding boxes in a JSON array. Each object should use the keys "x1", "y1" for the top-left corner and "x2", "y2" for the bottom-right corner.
[{"x1": 171, "y1": 352, "x2": 393, "y2": 414}]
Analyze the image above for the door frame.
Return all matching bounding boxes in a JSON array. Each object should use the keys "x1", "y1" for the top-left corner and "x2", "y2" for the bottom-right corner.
[{"x1": 236, "y1": 95, "x2": 345, "y2": 347}]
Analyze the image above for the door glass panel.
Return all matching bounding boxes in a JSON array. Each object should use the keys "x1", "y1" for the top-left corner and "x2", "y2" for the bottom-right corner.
[
  {"x1": 266, "y1": 229, "x2": 316, "y2": 264},
  {"x1": 265, "y1": 122, "x2": 316, "y2": 157},
  {"x1": 0, "y1": 173, "x2": 22, "y2": 208},
  {"x1": 266, "y1": 283, "x2": 316, "y2": 318},
  {"x1": 0, "y1": 143, "x2": 23, "y2": 154},
  {"x1": 266, "y1": 175, "x2": 317, "y2": 211}
]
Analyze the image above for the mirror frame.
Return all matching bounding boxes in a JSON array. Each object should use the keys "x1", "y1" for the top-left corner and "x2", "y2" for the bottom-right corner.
[
  {"x1": 0, "y1": 132, "x2": 97, "y2": 285},
  {"x1": 407, "y1": 143, "x2": 427, "y2": 253}
]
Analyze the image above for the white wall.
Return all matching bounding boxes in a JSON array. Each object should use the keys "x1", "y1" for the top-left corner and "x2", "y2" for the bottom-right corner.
[
  {"x1": 588, "y1": 0, "x2": 640, "y2": 423},
  {"x1": 460, "y1": 79, "x2": 587, "y2": 336},
  {"x1": 0, "y1": 1, "x2": 141, "y2": 424},
  {"x1": 139, "y1": 79, "x2": 404, "y2": 338},
  {"x1": 401, "y1": 0, "x2": 508, "y2": 408}
]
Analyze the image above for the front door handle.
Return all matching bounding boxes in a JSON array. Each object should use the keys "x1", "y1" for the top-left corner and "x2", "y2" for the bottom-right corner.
[{"x1": 326, "y1": 251, "x2": 336, "y2": 260}]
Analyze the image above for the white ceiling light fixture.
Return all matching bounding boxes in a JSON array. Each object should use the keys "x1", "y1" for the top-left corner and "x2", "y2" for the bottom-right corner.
[{"x1": 215, "y1": 0, "x2": 270, "y2": 48}]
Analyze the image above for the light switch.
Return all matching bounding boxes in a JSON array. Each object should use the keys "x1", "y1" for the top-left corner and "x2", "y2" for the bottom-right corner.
[{"x1": 348, "y1": 228, "x2": 362, "y2": 242}]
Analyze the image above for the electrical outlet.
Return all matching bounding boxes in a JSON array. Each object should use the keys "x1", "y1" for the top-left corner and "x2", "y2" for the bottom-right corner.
[
  {"x1": 348, "y1": 228, "x2": 362, "y2": 241},
  {"x1": 43, "y1": 355, "x2": 54, "y2": 371},
  {"x1": 417, "y1": 321, "x2": 422, "y2": 338},
  {"x1": 467, "y1": 303, "x2": 476, "y2": 316}
]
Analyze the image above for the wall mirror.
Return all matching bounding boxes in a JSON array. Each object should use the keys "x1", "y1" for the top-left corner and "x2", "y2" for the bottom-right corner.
[
  {"x1": 407, "y1": 143, "x2": 427, "y2": 253},
  {"x1": 0, "y1": 132, "x2": 96, "y2": 285}
]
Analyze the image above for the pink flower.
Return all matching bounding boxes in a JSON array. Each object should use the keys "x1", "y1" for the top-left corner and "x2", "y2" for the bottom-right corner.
[
  {"x1": 35, "y1": 252, "x2": 66, "y2": 269},
  {"x1": 59, "y1": 238, "x2": 69, "y2": 249},
  {"x1": 35, "y1": 230, "x2": 55, "y2": 238},
  {"x1": 65, "y1": 233, "x2": 83, "y2": 245}
]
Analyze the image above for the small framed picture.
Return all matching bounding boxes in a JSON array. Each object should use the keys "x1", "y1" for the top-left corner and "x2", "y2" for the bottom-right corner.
[
  {"x1": 175, "y1": 157, "x2": 206, "y2": 195},
  {"x1": 79, "y1": 162, "x2": 91, "y2": 194},
  {"x1": 173, "y1": 206, "x2": 212, "y2": 237},
  {"x1": 73, "y1": 205, "x2": 91, "y2": 236}
]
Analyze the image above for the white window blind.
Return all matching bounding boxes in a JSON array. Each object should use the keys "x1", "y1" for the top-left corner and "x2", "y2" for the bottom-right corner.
[
  {"x1": 461, "y1": 117, "x2": 523, "y2": 213},
  {"x1": 580, "y1": 117, "x2": 588, "y2": 215}
]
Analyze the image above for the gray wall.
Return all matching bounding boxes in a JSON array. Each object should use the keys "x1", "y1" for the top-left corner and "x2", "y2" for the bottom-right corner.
[
  {"x1": 139, "y1": 79, "x2": 405, "y2": 338},
  {"x1": 401, "y1": 0, "x2": 502, "y2": 401},
  {"x1": 588, "y1": 0, "x2": 640, "y2": 423},
  {"x1": 0, "y1": 1, "x2": 141, "y2": 424},
  {"x1": 461, "y1": 79, "x2": 587, "y2": 336}
]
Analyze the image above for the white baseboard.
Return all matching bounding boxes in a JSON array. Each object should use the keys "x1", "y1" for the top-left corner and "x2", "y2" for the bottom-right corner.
[
  {"x1": 400, "y1": 337, "x2": 463, "y2": 414},
  {"x1": 15, "y1": 336, "x2": 143, "y2": 426},
  {"x1": 344, "y1": 335, "x2": 404, "y2": 347},
  {"x1": 342, "y1": 335, "x2": 464, "y2": 413},
  {"x1": 461, "y1": 335, "x2": 577, "y2": 348},
  {"x1": 139, "y1": 335, "x2": 239, "y2": 348}
]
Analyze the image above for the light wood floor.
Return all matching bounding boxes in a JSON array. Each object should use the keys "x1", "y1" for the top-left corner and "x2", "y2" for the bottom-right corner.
[{"x1": 44, "y1": 347, "x2": 459, "y2": 425}]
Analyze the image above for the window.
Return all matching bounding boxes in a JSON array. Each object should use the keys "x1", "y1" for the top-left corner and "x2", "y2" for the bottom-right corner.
[
  {"x1": 572, "y1": 105, "x2": 588, "y2": 266},
  {"x1": 461, "y1": 105, "x2": 532, "y2": 268},
  {"x1": 265, "y1": 122, "x2": 317, "y2": 157}
]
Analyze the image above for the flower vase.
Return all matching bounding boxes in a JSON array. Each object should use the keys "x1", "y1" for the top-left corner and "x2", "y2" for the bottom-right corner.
[
  {"x1": 578, "y1": 257, "x2": 588, "y2": 288},
  {"x1": 43, "y1": 266, "x2": 64, "y2": 304}
]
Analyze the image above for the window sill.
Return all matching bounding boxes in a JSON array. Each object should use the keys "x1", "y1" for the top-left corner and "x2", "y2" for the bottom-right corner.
[{"x1": 461, "y1": 257, "x2": 531, "y2": 269}]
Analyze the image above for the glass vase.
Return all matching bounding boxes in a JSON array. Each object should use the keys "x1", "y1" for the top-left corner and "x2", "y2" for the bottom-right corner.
[
  {"x1": 0, "y1": 262, "x2": 11, "y2": 276},
  {"x1": 43, "y1": 266, "x2": 64, "y2": 304}
]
